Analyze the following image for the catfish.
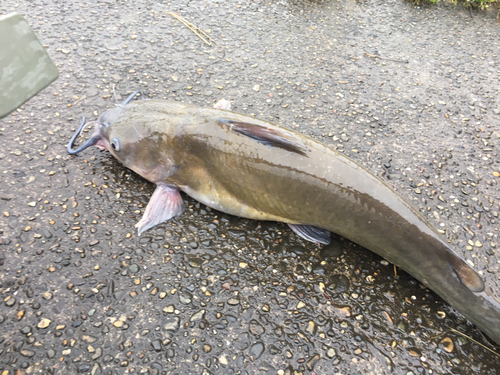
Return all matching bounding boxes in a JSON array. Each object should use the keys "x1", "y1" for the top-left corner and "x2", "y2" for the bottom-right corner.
[{"x1": 68, "y1": 92, "x2": 500, "y2": 344}]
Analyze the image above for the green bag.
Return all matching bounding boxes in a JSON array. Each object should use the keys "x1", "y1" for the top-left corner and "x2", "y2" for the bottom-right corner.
[{"x1": 0, "y1": 12, "x2": 59, "y2": 118}]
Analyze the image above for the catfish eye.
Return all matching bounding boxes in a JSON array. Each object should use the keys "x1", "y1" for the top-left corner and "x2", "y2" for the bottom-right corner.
[{"x1": 111, "y1": 138, "x2": 120, "y2": 151}]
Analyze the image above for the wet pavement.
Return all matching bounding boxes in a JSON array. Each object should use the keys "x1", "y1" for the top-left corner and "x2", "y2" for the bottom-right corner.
[{"x1": 1, "y1": 0, "x2": 500, "y2": 374}]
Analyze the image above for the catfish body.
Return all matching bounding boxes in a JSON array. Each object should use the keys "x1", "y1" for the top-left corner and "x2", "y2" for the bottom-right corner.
[{"x1": 68, "y1": 97, "x2": 500, "y2": 344}]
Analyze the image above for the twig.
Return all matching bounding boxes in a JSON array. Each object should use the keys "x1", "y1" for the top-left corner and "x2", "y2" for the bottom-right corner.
[
  {"x1": 72, "y1": 94, "x2": 87, "y2": 107},
  {"x1": 449, "y1": 328, "x2": 500, "y2": 357},
  {"x1": 365, "y1": 52, "x2": 408, "y2": 64},
  {"x1": 167, "y1": 12, "x2": 220, "y2": 47},
  {"x1": 424, "y1": 327, "x2": 499, "y2": 356},
  {"x1": 394, "y1": 264, "x2": 398, "y2": 277}
]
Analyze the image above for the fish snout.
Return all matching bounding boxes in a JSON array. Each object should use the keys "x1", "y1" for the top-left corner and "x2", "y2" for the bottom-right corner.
[{"x1": 67, "y1": 116, "x2": 105, "y2": 155}]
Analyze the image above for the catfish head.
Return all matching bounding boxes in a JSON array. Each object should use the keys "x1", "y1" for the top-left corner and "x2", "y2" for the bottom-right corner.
[
  {"x1": 67, "y1": 91, "x2": 185, "y2": 235},
  {"x1": 67, "y1": 91, "x2": 176, "y2": 185}
]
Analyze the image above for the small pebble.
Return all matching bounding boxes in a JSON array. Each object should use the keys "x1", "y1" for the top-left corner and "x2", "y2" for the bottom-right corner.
[
  {"x1": 188, "y1": 258, "x2": 202, "y2": 267},
  {"x1": 37, "y1": 318, "x2": 51, "y2": 329},
  {"x1": 249, "y1": 320, "x2": 265, "y2": 336},
  {"x1": 326, "y1": 347, "x2": 336, "y2": 358},
  {"x1": 190, "y1": 309, "x2": 206, "y2": 322},
  {"x1": 151, "y1": 339, "x2": 162, "y2": 352},
  {"x1": 42, "y1": 291, "x2": 53, "y2": 300},
  {"x1": 441, "y1": 337, "x2": 454, "y2": 353},
  {"x1": 163, "y1": 305, "x2": 175, "y2": 313},
  {"x1": 306, "y1": 354, "x2": 321, "y2": 370},
  {"x1": 164, "y1": 317, "x2": 180, "y2": 332},
  {"x1": 250, "y1": 342, "x2": 265, "y2": 360},
  {"x1": 306, "y1": 321, "x2": 317, "y2": 335},
  {"x1": 128, "y1": 264, "x2": 139, "y2": 273},
  {"x1": 20, "y1": 349, "x2": 35, "y2": 358},
  {"x1": 179, "y1": 292, "x2": 192, "y2": 304}
]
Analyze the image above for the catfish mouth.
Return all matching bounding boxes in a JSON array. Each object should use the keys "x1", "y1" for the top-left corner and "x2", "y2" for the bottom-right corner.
[{"x1": 67, "y1": 116, "x2": 106, "y2": 155}]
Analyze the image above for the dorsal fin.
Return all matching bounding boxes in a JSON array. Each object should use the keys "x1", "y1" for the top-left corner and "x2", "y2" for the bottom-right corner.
[{"x1": 219, "y1": 119, "x2": 310, "y2": 156}]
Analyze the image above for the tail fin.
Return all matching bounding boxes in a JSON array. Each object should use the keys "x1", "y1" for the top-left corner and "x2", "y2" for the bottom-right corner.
[{"x1": 448, "y1": 253, "x2": 484, "y2": 293}]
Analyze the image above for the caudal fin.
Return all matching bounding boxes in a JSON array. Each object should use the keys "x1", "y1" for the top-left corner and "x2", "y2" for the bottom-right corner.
[{"x1": 448, "y1": 253, "x2": 484, "y2": 293}]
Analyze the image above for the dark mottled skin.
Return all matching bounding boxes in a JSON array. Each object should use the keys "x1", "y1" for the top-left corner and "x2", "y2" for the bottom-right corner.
[{"x1": 85, "y1": 99, "x2": 500, "y2": 344}]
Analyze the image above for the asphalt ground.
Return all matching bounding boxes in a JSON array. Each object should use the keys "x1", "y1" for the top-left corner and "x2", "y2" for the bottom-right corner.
[{"x1": 1, "y1": 0, "x2": 499, "y2": 374}]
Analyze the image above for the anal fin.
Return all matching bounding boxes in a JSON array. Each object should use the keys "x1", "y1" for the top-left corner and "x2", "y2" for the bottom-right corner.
[
  {"x1": 135, "y1": 185, "x2": 185, "y2": 235},
  {"x1": 288, "y1": 224, "x2": 331, "y2": 245}
]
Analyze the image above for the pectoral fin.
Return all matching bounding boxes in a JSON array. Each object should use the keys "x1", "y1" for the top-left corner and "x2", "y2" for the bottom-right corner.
[
  {"x1": 135, "y1": 185, "x2": 185, "y2": 235},
  {"x1": 288, "y1": 224, "x2": 331, "y2": 245},
  {"x1": 219, "y1": 119, "x2": 310, "y2": 156}
]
